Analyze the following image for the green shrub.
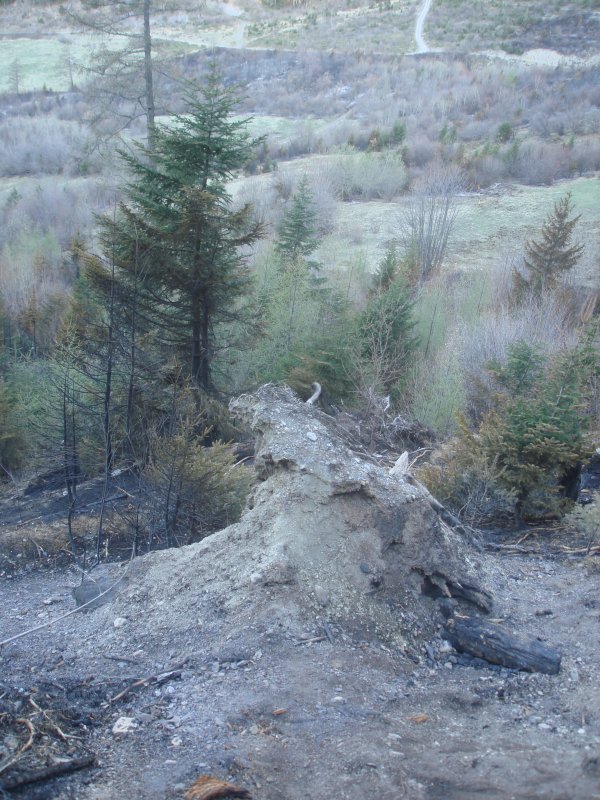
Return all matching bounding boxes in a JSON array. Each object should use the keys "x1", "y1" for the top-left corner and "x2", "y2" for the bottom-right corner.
[
  {"x1": 147, "y1": 421, "x2": 254, "y2": 545},
  {"x1": 496, "y1": 122, "x2": 513, "y2": 143},
  {"x1": 0, "y1": 377, "x2": 26, "y2": 477},
  {"x1": 417, "y1": 416, "x2": 517, "y2": 525},
  {"x1": 420, "y1": 334, "x2": 599, "y2": 523}
]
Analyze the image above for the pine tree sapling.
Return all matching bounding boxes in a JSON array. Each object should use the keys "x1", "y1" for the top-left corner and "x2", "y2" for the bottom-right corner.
[
  {"x1": 359, "y1": 273, "x2": 419, "y2": 397},
  {"x1": 479, "y1": 338, "x2": 597, "y2": 519},
  {"x1": 513, "y1": 192, "x2": 583, "y2": 298},
  {"x1": 275, "y1": 176, "x2": 321, "y2": 273}
]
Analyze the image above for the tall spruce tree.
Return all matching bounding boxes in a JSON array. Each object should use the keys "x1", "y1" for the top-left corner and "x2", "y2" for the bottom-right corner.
[
  {"x1": 514, "y1": 192, "x2": 583, "y2": 298},
  {"x1": 95, "y1": 71, "x2": 263, "y2": 394}
]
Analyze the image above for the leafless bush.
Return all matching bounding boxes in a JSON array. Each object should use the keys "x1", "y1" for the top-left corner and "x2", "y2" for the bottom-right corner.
[
  {"x1": 233, "y1": 176, "x2": 279, "y2": 232},
  {"x1": 398, "y1": 162, "x2": 463, "y2": 284},
  {"x1": 513, "y1": 142, "x2": 571, "y2": 185},
  {"x1": 0, "y1": 179, "x2": 115, "y2": 249},
  {"x1": 468, "y1": 154, "x2": 505, "y2": 188},
  {"x1": 403, "y1": 136, "x2": 436, "y2": 169},
  {"x1": 458, "y1": 290, "x2": 578, "y2": 422},
  {"x1": 0, "y1": 116, "x2": 100, "y2": 177},
  {"x1": 570, "y1": 139, "x2": 600, "y2": 174},
  {"x1": 326, "y1": 147, "x2": 407, "y2": 201}
]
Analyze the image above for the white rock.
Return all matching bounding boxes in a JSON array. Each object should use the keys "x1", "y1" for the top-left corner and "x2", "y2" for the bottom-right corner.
[
  {"x1": 113, "y1": 617, "x2": 127, "y2": 628},
  {"x1": 390, "y1": 451, "x2": 409, "y2": 477},
  {"x1": 314, "y1": 585, "x2": 329, "y2": 606},
  {"x1": 112, "y1": 716, "x2": 137, "y2": 736}
]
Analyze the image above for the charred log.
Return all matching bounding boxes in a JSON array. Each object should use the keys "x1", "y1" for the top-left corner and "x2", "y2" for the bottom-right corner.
[{"x1": 439, "y1": 600, "x2": 561, "y2": 675}]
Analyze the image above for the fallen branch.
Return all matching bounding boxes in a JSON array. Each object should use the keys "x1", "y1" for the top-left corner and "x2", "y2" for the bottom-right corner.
[
  {"x1": 109, "y1": 669, "x2": 182, "y2": 704},
  {"x1": 0, "y1": 718, "x2": 35, "y2": 777},
  {"x1": 294, "y1": 635, "x2": 327, "y2": 646},
  {"x1": 555, "y1": 544, "x2": 600, "y2": 556},
  {"x1": 102, "y1": 653, "x2": 141, "y2": 665},
  {"x1": 0, "y1": 570, "x2": 129, "y2": 650},
  {"x1": 28, "y1": 697, "x2": 78, "y2": 742},
  {"x1": 440, "y1": 601, "x2": 561, "y2": 675},
  {"x1": 0, "y1": 753, "x2": 95, "y2": 791}
]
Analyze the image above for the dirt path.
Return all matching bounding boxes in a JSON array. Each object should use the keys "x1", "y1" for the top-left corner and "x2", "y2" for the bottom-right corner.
[{"x1": 414, "y1": 0, "x2": 433, "y2": 53}]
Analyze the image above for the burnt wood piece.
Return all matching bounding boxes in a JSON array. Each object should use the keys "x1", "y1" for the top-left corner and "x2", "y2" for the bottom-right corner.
[
  {"x1": 420, "y1": 572, "x2": 493, "y2": 614},
  {"x1": 441, "y1": 605, "x2": 561, "y2": 675},
  {"x1": 0, "y1": 753, "x2": 95, "y2": 791}
]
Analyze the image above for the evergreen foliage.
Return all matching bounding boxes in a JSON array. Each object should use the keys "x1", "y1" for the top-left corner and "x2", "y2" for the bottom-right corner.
[
  {"x1": 513, "y1": 192, "x2": 583, "y2": 298},
  {"x1": 359, "y1": 272, "x2": 419, "y2": 396},
  {"x1": 146, "y1": 386, "x2": 253, "y2": 545},
  {"x1": 423, "y1": 335, "x2": 599, "y2": 523},
  {"x1": 95, "y1": 70, "x2": 263, "y2": 394},
  {"x1": 248, "y1": 251, "x2": 355, "y2": 400},
  {"x1": 0, "y1": 376, "x2": 25, "y2": 476},
  {"x1": 275, "y1": 176, "x2": 321, "y2": 272},
  {"x1": 370, "y1": 244, "x2": 400, "y2": 295},
  {"x1": 479, "y1": 338, "x2": 596, "y2": 518}
]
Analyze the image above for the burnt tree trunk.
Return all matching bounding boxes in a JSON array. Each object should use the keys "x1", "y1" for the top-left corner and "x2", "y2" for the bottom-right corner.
[{"x1": 440, "y1": 602, "x2": 561, "y2": 675}]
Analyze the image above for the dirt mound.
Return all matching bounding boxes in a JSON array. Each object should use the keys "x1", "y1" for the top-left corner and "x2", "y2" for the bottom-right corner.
[
  {"x1": 4, "y1": 387, "x2": 599, "y2": 800},
  {"x1": 87, "y1": 385, "x2": 492, "y2": 656}
]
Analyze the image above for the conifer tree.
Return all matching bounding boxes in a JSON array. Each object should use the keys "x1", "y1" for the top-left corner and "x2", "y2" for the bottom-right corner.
[
  {"x1": 275, "y1": 176, "x2": 321, "y2": 272},
  {"x1": 360, "y1": 274, "x2": 419, "y2": 395},
  {"x1": 370, "y1": 244, "x2": 400, "y2": 295},
  {"x1": 514, "y1": 192, "x2": 583, "y2": 298},
  {"x1": 95, "y1": 71, "x2": 263, "y2": 394}
]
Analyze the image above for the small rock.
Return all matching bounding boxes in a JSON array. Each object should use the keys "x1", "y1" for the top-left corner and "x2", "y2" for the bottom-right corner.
[
  {"x1": 112, "y1": 716, "x2": 137, "y2": 736},
  {"x1": 569, "y1": 667, "x2": 580, "y2": 683},
  {"x1": 249, "y1": 724, "x2": 260, "y2": 735},
  {"x1": 314, "y1": 585, "x2": 329, "y2": 607},
  {"x1": 538, "y1": 722, "x2": 552, "y2": 731},
  {"x1": 113, "y1": 617, "x2": 127, "y2": 628},
  {"x1": 306, "y1": 431, "x2": 317, "y2": 442},
  {"x1": 170, "y1": 735, "x2": 183, "y2": 747}
]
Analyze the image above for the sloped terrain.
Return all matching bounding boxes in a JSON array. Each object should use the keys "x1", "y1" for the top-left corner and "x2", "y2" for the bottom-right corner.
[{"x1": 1, "y1": 388, "x2": 600, "y2": 799}]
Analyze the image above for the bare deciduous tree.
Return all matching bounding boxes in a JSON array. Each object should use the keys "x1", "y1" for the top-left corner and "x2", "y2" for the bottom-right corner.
[
  {"x1": 398, "y1": 163, "x2": 463, "y2": 286},
  {"x1": 71, "y1": 0, "x2": 158, "y2": 147}
]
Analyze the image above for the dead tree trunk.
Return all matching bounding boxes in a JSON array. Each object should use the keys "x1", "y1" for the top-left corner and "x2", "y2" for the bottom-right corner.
[{"x1": 440, "y1": 601, "x2": 561, "y2": 675}]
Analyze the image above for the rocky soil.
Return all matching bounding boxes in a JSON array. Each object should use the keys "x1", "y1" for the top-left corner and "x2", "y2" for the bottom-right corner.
[{"x1": 1, "y1": 387, "x2": 600, "y2": 800}]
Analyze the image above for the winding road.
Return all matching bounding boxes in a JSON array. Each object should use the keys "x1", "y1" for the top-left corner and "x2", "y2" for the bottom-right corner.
[{"x1": 415, "y1": 0, "x2": 433, "y2": 53}]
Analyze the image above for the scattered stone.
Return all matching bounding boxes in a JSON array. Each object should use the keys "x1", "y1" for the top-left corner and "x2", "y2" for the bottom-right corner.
[
  {"x1": 113, "y1": 617, "x2": 127, "y2": 628},
  {"x1": 112, "y1": 717, "x2": 138, "y2": 736},
  {"x1": 314, "y1": 585, "x2": 329, "y2": 607}
]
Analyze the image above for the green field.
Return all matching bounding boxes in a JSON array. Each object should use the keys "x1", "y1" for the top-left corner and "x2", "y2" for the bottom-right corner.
[
  {"x1": 0, "y1": 35, "x2": 195, "y2": 93},
  {"x1": 316, "y1": 175, "x2": 600, "y2": 277},
  {"x1": 0, "y1": 36, "x2": 95, "y2": 93}
]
